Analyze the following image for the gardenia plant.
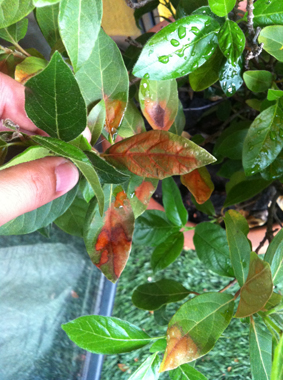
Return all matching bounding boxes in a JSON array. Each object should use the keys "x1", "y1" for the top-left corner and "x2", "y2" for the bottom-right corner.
[{"x1": 0, "y1": 0, "x2": 282, "y2": 379}]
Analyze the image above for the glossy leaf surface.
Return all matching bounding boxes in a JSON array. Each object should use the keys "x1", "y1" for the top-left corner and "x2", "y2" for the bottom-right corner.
[
  {"x1": 0, "y1": 146, "x2": 49, "y2": 171},
  {"x1": 132, "y1": 279, "x2": 190, "y2": 311},
  {"x1": 76, "y1": 28, "x2": 129, "y2": 136},
  {"x1": 0, "y1": 0, "x2": 33, "y2": 29},
  {"x1": 243, "y1": 70, "x2": 273, "y2": 93},
  {"x1": 181, "y1": 167, "x2": 214, "y2": 204},
  {"x1": 0, "y1": 18, "x2": 28, "y2": 43},
  {"x1": 15, "y1": 56, "x2": 47, "y2": 84},
  {"x1": 33, "y1": 0, "x2": 60, "y2": 6},
  {"x1": 139, "y1": 78, "x2": 178, "y2": 131},
  {"x1": 128, "y1": 353, "x2": 160, "y2": 380},
  {"x1": 162, "y1": 177, "x2": 188, "y2": 227},
  {"x1": 243, "y1": 104, "x2": 283, "y2": 176},
  {"x1": 169, "y1": 364, "x2": 208, "y2": 380},
  {"x1": 271, "y1": 334, "x2": 283, "y2": 380},
  {"x1": 219, "y1": 57, "x2": 243, "y2": 96},
  {"x1": 84, "y1": 185, "x2": 134, "y2": 283},
  {"x1": 250, "y1": 319, "x2": 272, "y2": 380},
  {"x1": 224, "y1": 210, "x2": 251, "y2": 287},
  {"x1": 264, "y1": 228, "x2": 283, "y2": 285},
  {"x1": 32, "y1": 136, "x2": 104, "y2": 215},
  {"x1": 150, "y1": 339, "x2": 167, "y2": 354},
  {"x1": 151, "y1": 232, "x2": 184, "y2": 273},
  {"x1": 218, "y1": 20, "x2": 245, "y2": 63},
  {"x1": 118, "y1": 100, "x2": 145, "y2": 138},
  {"x1": 160, "y1": 292, "x2": 234, "y2": 371},
  {"x1": 259, "y1": 26, "x2": 283, "y2": 62},
  {"x1": 103, "y1": 130, "x2": 216, "y2": 180},
  {"x1": 208, "y1": 0, "x2": 236, "y2": 17},
  {"x1": 58, "y1": 0, "x2": 102, "y2": 72},
  {"x1": 133, "y1": 210, "x2": 180, "y2": 247},
  {"x1": 267, "y1": 89, "x2": 283, "y2": 101},
  {"x1": 87, "y1": 99, "x2": 106, "y2": 145},
  {"x1": 253, "y1": 0, "x2": 283, "y2": 27},
  {"x1": 133, "y1": 15, "x2": 220, "y2": 80},
  {"x1": 235, "y1": 252, "x2": 273, "y2": 318},
  {"x1": 62, "y1": 315, "x2": 152, "y2": 354},
  {"x1": 193, "y1": 222, "x2": 234, "y2": 277},
  {"x1": 176, "y1": 0, "x2": 208, "y2": 19},
  {"x1": 0, "y1": 185, "x2": 77, "y2": 235},
  {"x1": 35, "y1": 3, "x2": 60, "y2": 48},
  {"x1": 169, "y1": 100, "x2": 186, "y2": 135},
  {"x1": 25, "y1": 51, "x2": 87, "y2": 142}
]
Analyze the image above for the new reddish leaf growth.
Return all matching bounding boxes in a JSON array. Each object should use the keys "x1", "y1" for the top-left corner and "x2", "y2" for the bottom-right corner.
[
  {"x1": 143, "y1": 99, "x2": 175, "y2": 131},
  {"x1": 135, "y1": 180, "x2": 156, "y2": 207},
  {"x1": 181, "y1": 167, "x2": 214, "y2": 204}
]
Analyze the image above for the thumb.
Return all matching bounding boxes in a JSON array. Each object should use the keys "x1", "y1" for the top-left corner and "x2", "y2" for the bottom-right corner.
[{"x1": 0, "y1": 157, "x2": 79, "y2": 227}]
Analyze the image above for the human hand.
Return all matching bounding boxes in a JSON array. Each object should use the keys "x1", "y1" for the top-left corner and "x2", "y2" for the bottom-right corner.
[{"x1": 0, "y1": 72, "x2": 80, "y2": 227}]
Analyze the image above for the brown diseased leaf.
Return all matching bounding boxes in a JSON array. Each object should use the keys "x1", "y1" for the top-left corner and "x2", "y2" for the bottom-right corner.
[
  {"x1": 94, "y1": 190, "x2": 135, "y2": 282},
  {"x1": 143, "y1": 99, "x2": 175, "y2": 131},
  {"x1": 104, "y1": 96, "x2": 126, "y2": 137},
  {"x1": 235, "y1": 251, "x2": 273, "y2": 318},
  {"x1": 181, "y1": 166, "x2": 214, "y2": 204},
  {"x1": 102, "y1": 130, "x2": 216, "y2": 180},
  {"x1": 135, "y1": 180, "x2": 156, "y2": 207}
]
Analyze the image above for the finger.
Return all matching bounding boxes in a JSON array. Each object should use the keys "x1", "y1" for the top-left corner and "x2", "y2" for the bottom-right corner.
[
  {"x1": 0, "y1": 72, "x2": 44, "y2": 134},
  {"x1": 0, "y1": 157, "x2": 79, "y2": 226}
]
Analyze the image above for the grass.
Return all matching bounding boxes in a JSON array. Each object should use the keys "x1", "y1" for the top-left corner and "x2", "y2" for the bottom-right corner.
[{"x1": 101, "y1": 246, "x2": 253, "y2": 380}]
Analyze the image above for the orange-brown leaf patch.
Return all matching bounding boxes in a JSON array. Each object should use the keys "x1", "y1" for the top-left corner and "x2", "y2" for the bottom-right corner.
[
  {"x1": 181, "y1": 166, "x2": 214, "y2": 204},
  {"x1": 135, "y1": 181, "x2": 156, "y2": 206},
  {"x1": 143, "y1": 99, "x2": 175, "y2": 131},
  {"x1": 104, "y1": 96, "x2": 126, "y2": 137}
]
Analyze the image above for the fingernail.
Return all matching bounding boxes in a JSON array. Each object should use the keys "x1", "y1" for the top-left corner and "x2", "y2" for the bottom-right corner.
[{"x1": 55, "y1": 161, "x2": 79, "y2": 193}]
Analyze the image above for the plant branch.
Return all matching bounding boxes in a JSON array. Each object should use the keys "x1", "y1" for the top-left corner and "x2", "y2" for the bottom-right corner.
[
  {"x1": 219, "y1": 279, "x2": 237, "y2": 293},
  {"x1": 266, "y1": 188, "x2": 280, "y2": 243},
  {"x1": 247, "y1": 0, "x2": 255, "y2": 36},
  {"x1": 125, "y1": 0, "x2": 157, "y2": 9},
  {"x1": 13, "y1": 42, "x2": 31, "y2": 57},
  {"x1": 0, "y1": 45, "x2": 27, "y2": 59}
]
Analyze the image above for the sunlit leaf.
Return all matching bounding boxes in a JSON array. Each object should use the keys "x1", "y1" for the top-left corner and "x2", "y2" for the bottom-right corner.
[
  {"x1": 76, "y1": 28, "x2": 129, "y2": 137},
  {"x1": 264, "y1": 228, "x2": 283, "y2": 285},
  {"x1": 219, "y1": 56, "x2": 243, "y2": 96},
  {"x1": 133, "y1": 15, "x2": 220, "y2": 80},
  {"x1": 150, "y1": 339, "x2": 167, "y2": 353},
  {"x1": 235, "y1": 252, "x2": 273, "y2": 318},
  {"x1": 181, "y1": 167, "x2": 214, "y2": 204},
  {"x1": 129, "y1": 353, "x2": 160, "y2": 380},
  {"x1": 139, "y1": 78, "x2": 178, "y2": 131},
  {"x1": 267, "y1": 89, "x2": 283, "y2": 101},
  {"x1": 103, "y1": 130, "x2": 216, "y2": 180},
  {"x1": 253, "y1": 0, "x2": 283, "y2": 27},
  {"x1": 33, "y1": 0, "x2": 60, "y2": 6},
  {"x1": 35, "y1": 3, "x2": 60, "y2": 49},
  {"x1": 162, "y1": 177, "x2": 188, "y2": 227},
  {"x1": 208, "y1": 0, "x2": 236, "y2": 17},
  {"x1": 0, "y1": 18, "x2": 28, "y2": 44},
  {"x1": 118, "y1": 100, "x2": 145, "y2": 138},
  {"x1": 271, "y1": 334, "x2": 283, "y2": 380},
  {"x1": 193, "y1": 222, "x2": 234, "y2": 277},
  {"x1": 83, "y1": 185, "x2": 134, "y2": 283},
  {"x1": 15, "y1": 56, "x2": 47, "y2": 84},
  {"x1": 25, "y1": 51, "x2": 87, "y2": 142},
  {"x1": 87, "y1": 100, "x2": 106, "y2": 145},
  {"x1": 169, "y1": 363, "x2": 208, "y2": 380},
  {"x1": 259, "y1": 25, "x2": 283, "y2": 62},
  {"x1": 0, "y1": 0, "x2": 34, "y2": 29},
  {"x1": 218, "y1": 20, "x2": 245, "y2": 63},
  {"x1": 0, "y1": 146, "x2": 49, "y2": 171},
  {"x1": 160, "y1": 292, "x2": 234, "y2": 371},
  {"x1": 132, "y1": 279, "x2": 191, "y2": 311},
  {"x1": 62, "y1": 315, "x2": 152, "y2": 354},
  {"x1": 58, "y1": 0, "x2": 102, "y2": 72}
]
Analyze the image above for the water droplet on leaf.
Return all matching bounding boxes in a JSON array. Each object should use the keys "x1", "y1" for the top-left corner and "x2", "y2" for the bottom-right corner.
[
  {"x1": 158, "y1": 55, "x2": 169, "y2": 64},
  {"x1": 178, "y1": 26, "x2": 186, "y2": 39},
  {"x1": 270, "y1": 131, "x2": 277, "y2": 141},
  {"x1": 170, "y1": 39, "x2": 180, "y2": 47}
]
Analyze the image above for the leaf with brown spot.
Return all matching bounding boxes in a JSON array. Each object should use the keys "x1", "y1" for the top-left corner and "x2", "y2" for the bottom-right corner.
[
  {"x1": 160, "y1": 292, "x2": 234, "y2": 372},
  {"x1": 181, "y1": 166, "x2": 214, "y2": 204},
  {"x1": 104, "y1": 96, "x2": 127, "y2": 137},
  {"x1": 0, "y1": 53, "x2": 23, "y2": 77},
  {"x1": 235, "y1": 251, "x2": 273, "y2": 318},
  {"x1": 84, "y1": 185, "x2": 135, "y2": 283},
  {"x1": 139, "y1": 78, "x2": 178, "y2": 131},
  {"x1": 102, "y1": 130, "x2": 216, "y2": 180},
  {"x1": 15, "y1": 56, "x2": 47, "y2": 84},
  {"x1": 118, "y1": 100, "x2": 146, "y2": 138}
]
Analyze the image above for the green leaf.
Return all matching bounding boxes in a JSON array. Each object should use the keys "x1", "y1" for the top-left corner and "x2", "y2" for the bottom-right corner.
[
  {"x1": 0, "y1": 185, "x2": 78, "y2": 235},
  {"x1": 193, "y1": 222, "x2": 234, "y2": 277},
  {"x1": 154, "y1": 305, "x2": 171, "y2": 326},
  {"x1": 118, "y1": 100, "x2": 145, "y2": 138},
  {"x1": 159, "y1": 292, "x2": 234, "y2": 371},
  {"x1": 33, "y1": 0, "x2": 60, "y2": 6},
  {"x1": 25, "y1": 51, "x2": 87, "y2": 142},
  {"x1": 150, "y1": 339, "x2": 167, "y2": 353},
  {"x1": 54, "y1": 196, "x2": 88, "y2": 237},
  {"x1": 123, "y1": 33, "x2": 155, "y2": 72},
  {"x1": 62, "y1": 315, "x2": 152, "y2": 354},
  {"x1": 79, "y1": 178, "x2": 95, "y2": 203},
  {"x1": 133, "y1": 15, "x2": 220, "y2": 80},
  {"x1": 189, "y1": 47, "x2": 223, "y2": 91},
  {"x1": 133, "y1": 210, "x2": 180, "y2": 246},
  {"x1": 208, "y1": 0, "x2": 236, "y2": 17},
  {"x1": 87, "y1": 99, "x2": 106, "y2": 145},
  {"x1": 0, "y1": 0, "x2": 34, "y2": 29},
  {"x1": 243, "y1": 70, "x2": 273, "y2": 93},
  {"x1": 250, "y1": 319, "x2": 272, "y2": 380},
  {"x1": 128, "y1": 353, "x2": 160, "y2": 380},
  {"x1": 0, "y1": 18, "x2": 28, "y2": 44},
  {"x1": 169, "y1": 100, "x2": 186, "y2": 135},
  {"x1": 151, "y1": 232, "x2": 184, "y2": 273},
  {"x1": 134, "y1": 0, "x2": 159, "y2": 28},
  {"x1": 192, "y1": 6, "x2": 225, "y2": 24},
  {"x1": 264, "y1": 228, "x2": 283, "y2": 285},
  {"x1": 246, "y1": 98, "x2": 262, "y2": 111},
  {"x1": 35, "y1": 3, "x2": 60, "y2": 49},
  {"x1": 268, "y1": 89, "x2": 283, "y2": 101},
  {"x1": 15, "y1": 56, "x2": 47, "y2": 84},
  {"x1": 139, "y1": 78, "x2": 179, "y2": 131},
  {"x1": 271, "y1": 334, "x2": 283, "y2": 380},
  {"x1": 32, "y1": 136, "x2": 104, "y2": 215},
  {"x1": 58, "y1": 0, "x2": 102, "y2": 72},
  {"x1": 85, "y1": 151, "x2": 129, "y2": 186},
  {"x1": 0, "y1": 146, "x2": 50, "y2": 171},
  {"x1": 243, "y1": 104, "x2": 283, "y2": 176},
  {"x1": 236, "y1": 252, "x2": 273, "y2": 318},
  {"x1": 169, "y1": 364, "x2": 208, "y2": 380},
  {"x1": 253, "y1": 0, "x2": 283, "y2": 27},
  {"x1": 218, "y1": 20, "x2": 245, "y2": 63},
  {"x1": 76, "y1": 28, "x2": 129, "y2": 136},
  {"x1": 176, "y1": 0, "x2": 208, "y2": 19},
  {"x1": 162, "y1": 177, "x2": 188, "y2": 227},
  {"x1": 259, "y1": 26, "x2": 283, "y2": 62},
  {"x1": 191, "y1": 194, "x2": 215, "y2": 216},
  {"x1": 83, "y1": 185, "x2": 134, "y2": 283},
  {"x1": 69, "y1": 134, "x2": 92, "y2": 151},
  {"x1": 132, "y1": 279, "x2": 191, "y2": 311},
  {"x1": 219, "y1": 56, "x2": 243, "y2": 96},
  {"x1": 224, "y1": 210, "x2": 251, "y2": 287}
]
